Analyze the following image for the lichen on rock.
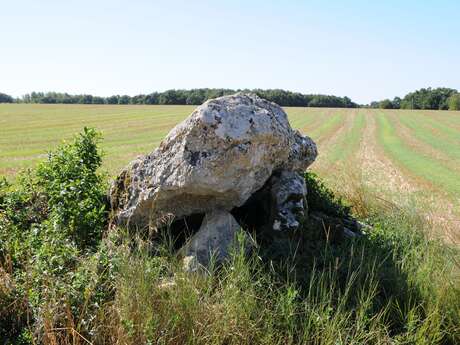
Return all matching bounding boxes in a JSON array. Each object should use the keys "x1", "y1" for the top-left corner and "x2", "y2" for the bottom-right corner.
[
  {"x1": 109, "y1": 93, "x2": 317, "y2": 232},
  {"x1": 109, "y1": 93, "x2": 317, "y2": 269}
]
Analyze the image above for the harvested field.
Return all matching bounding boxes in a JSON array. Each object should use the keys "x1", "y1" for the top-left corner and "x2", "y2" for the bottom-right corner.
[{"x1": 1, "y1": 104, "x2": 459, "y2": 240}]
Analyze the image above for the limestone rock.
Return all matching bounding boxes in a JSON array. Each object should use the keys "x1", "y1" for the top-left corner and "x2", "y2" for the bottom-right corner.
[
  {"x1": 109, "y1": 93, "x2": 317, "y2": 230},
  {"x1": 232, "y1": 169, "x2": 308, "y2": 232},
  {"x1": 180, "y1": 210, "x2": 241, "y2": 272},
  {"x1": 270, "y1": 170, "x2": 307, "y2": 231},
  {"x1": 288, "y1": 131, "x2": 317, "y2": 171}
]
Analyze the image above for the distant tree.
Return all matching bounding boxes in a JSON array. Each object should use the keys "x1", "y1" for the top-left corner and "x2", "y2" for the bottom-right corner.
[
  {"x1": 130, "y1": 95, "x2": 146, "y2": 104},
  {"x1": 0, "y1": 92, "x2": 14, "y2": 103},
  {"x1": 79, "y1": 95, "x2": 93, "y2": 104},
  {"x1": 400, "y1": 87, "x2": 457, "y2": 110},
  {"x1": 448, "y1": 94, "x2": 460, "y2": 110},
  {"x1": 118, "y1": 95, "x2": 130, "y2": 104},
  {"x1": 342, "y1": 96, "x2": 355, "y2": 108},
  {"x1": 158, "y1": 90, "x2": 187, "y2": 105},
  {"x1": 144, "y1": 93, "x2": 158, "y2": 105},
  {"x1": 60, "y1": 93, "x2": 75, "y2": 104},
  {"x1": 392, "y1": 97, "x2": 401, "y2": 109},
  {"x1": 92, "y1": 96, "x2": 105, "y2": 104},
  {"x1": 107, "y1": 95, "x2": 119, "y2": 104},
  {"x1": 30, "y1": 92, "x2": 45, "y2": 103},
  {"x1": 186, "y1": 90, "x2": 206, "y2": 105},
  {"x1": 307, "y1": 94, "x2": 357, "y2": 108},
  {"x1": 22, "y1": 94, "x2": 31, "y2": 103},
  {"x1": 379, "y1": 99, "x2": 393, "y2": 109}
]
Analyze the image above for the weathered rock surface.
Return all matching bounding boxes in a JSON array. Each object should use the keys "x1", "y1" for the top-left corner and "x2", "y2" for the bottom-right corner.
[
  {"x1": 270, "y1": 170, "x2": 307, "y2": 231},
  {"x1": 231, "y1": 170, "x2": 307, "y2": 233},
  {"x1": 180, "y1": 210, "x2": 241, "y2": 272},
  {"x1": 109, "y1": 93, "x2": 317, "y2": 230}
]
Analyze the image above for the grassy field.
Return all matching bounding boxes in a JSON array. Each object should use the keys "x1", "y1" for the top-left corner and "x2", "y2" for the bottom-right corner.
[{"x1": 1, "y1": 104, "x2": 459, "y2": 240}]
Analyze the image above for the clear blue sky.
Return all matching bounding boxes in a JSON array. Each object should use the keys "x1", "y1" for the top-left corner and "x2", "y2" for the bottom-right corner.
[{"x1": 1, "y1": 0, "x2": 459, "y2": 104}]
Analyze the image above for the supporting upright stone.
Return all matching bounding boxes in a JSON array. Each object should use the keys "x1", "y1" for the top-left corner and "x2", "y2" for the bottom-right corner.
[
  {"x1": 179, "y1": 210, "x2": 241, "y2": 272},
  {"x1": 270, "y1": 170, "x2": 307, "y2": 231}
]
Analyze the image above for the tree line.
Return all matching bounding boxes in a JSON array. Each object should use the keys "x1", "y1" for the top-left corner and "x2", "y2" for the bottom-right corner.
[
  {"x1": 0, "y1": 89, "x2": 358, "y2": 108},
  {"x1": 370, "y1": 87, "x2": 460, "y2": 110},
  {"x1": 0, "y1": 93, "x2": 14, "y2": 103},
  {"x1": 2, "y1": 87, "x2": 459, "y2": 110}
]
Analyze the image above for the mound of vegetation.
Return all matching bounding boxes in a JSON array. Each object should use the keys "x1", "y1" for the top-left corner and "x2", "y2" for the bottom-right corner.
[
  {"x1": 1, "y1": 129, "x2": 459, "y2": 344},
  {"x1": 370, "y1": 87, "x2": 460, "y2": 110}
]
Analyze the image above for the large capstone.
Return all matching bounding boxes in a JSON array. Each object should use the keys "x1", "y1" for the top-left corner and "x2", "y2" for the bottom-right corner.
[{"x1": 109, "y1": 93, "x2": 317, "y2": 231}]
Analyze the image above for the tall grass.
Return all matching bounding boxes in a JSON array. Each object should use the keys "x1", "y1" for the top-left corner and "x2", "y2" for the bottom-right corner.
[
  {"x1": 39, "y1": 207, "x2": 456, "y2": 345},
  {"x1": 2, "y1": 178, "x2": 459, "y2": 345}
]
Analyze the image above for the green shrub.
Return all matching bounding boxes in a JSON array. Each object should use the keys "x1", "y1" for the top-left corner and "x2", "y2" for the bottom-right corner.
[
  {"x1": 0, "y1": 173, "x2": 47, "y2": 232},
  {"x1": 35, "y1": 127, "x2": 107, "y2": 248},
  {"x1": 0, "y1": 128, "x2": 110, "y2": 343},
  {"x1": 0, "y1": 174, "x2": 47, "y2": 273},
  {"x1": 304, "y1": 172, "x2": 351, "y2": 218},
  {"x1": 0, "y1": 128, "x2": 107, "y2": 271}
]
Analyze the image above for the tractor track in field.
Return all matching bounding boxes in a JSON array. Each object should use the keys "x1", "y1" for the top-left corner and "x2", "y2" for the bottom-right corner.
[
  {"x1": 320, "y1": 110, "x2": 355, "y2": 146},
  {"x1": 363, "y1": 112, "x2": 459, "y2": 242},
  {"x1": 424, "y1": 111, "x2": 460, "y2": 131},
  {"x1": 385, "y1": 114, "x2": 460, "y2": 240},
  {"x1": 295, "y1": 108, "x2": 337, "y2": 132},
  {"x1": 312, "y1": 109, "x2": 357, "y2": 170},
  {"x1": 309, "y1": 110, "x2": 370, "y2": 200},
  {"x1": 386, "y1": 113, "x2": 460, "y2": 175},
  {"x1": 359, "y1": 111, "x2": 418, "y2": 196},
  {"x1": 309, "y1": 111, "x2": 352, "y2": 153},
  {"x1": 287, "y1": 108, "x2": 327, "y2": 136}
]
